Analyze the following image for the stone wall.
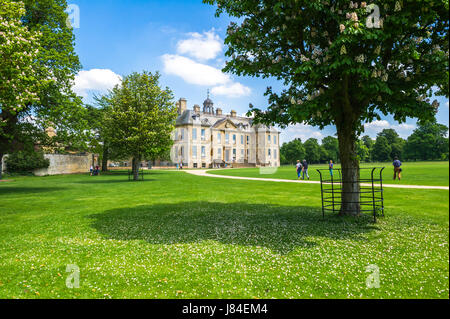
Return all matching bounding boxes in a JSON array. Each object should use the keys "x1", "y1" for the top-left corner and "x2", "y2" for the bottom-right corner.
[
  {"x1": 1, "y1": 155, "x2": 7, "y2": 174},
  {"x1": 33, "y1": 154, "x2": 91, "y2": 176}
]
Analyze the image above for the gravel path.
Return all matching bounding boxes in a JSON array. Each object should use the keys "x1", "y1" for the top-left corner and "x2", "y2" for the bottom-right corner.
[{"x1": 185, "y1": 170, "x2": 449, "y2": 190}]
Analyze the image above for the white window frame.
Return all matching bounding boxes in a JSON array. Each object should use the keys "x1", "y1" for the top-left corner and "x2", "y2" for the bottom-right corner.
[{"x1": 201, "y1": 129, "x2": 206, "y2": 141}]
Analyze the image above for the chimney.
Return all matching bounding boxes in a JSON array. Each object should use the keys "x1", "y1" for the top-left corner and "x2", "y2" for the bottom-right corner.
[
  {"x1": 178, "y1": 98, "x2": 187, "y2": 114},
  {"x1": 216, "y1": 108, "x2": 222, "y2": 116},
  {"x1": 230, "y1": 110, "x2": 237, "y2": 117},
  {"x1": 193, "y1": 104, "x2": 200, "y2": 113}
]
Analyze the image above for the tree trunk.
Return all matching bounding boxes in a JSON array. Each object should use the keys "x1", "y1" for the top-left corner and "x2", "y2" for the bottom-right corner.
[
  {"x1": 101, "y1": 145, "x2": 109, "y2": 172},
  {"x1": 336, "y1": 121, "x2": 360, "y2": 216},
  {"x1": 132, "y1": 157, "x2": 140, "y2": 181},
  {"x1": 0, "y1": 153, "x2": 3, "y2": 181}
]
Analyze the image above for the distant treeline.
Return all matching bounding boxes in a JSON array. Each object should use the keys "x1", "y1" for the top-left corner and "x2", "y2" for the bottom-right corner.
[{"x1": 281, "y1": 121, "x2": 449, "y2": 165}]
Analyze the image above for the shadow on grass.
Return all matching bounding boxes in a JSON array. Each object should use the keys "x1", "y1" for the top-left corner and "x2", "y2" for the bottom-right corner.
[
  {"x1": 0, "y1": 186, "x2": 66, "y2": 196},
  {"x1": 74, "y1": 178, "x2": 156, "y2": 184},
  {"x1": 101, "y1": 170, "x2": 166, "y2": 176},
  {"x1": 88, "y1": 201, "x2": 378, "y2": 254}
]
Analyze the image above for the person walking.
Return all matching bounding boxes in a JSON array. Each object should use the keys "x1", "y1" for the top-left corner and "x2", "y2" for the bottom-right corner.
[
  {"x1": 329, "y1": 160, "x2": 334, "y2": 178},
  {"x1": 302, "y1": 159, "x2": 310, "y2": 180},
  {"x1": 393, "y1": 157, "x2": 402, "y2": 181},
  {"x1": 296, "y1": 160, "x2": 302, "y2": 180}
]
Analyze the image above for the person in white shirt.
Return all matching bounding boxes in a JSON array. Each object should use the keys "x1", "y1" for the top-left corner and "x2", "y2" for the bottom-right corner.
[{"x1": 296, "y1": 160, "x2": 302, "y2": 180}]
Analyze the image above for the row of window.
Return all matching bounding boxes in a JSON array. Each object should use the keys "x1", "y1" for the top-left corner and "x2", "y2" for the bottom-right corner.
[
  {"x1": 176, "y1": 128, "x2": 277, "y2": 145},
  {"x1": 176, "y1": 146, "x2": 278, "y2": 160}
]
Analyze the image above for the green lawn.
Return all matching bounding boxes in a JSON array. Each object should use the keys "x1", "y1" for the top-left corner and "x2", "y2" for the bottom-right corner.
[
  {"x1": 209, "y1": 161, "x2": 449, "y2": 186},
  {"x1": 0, "y1": 170, "x2": 448, "y2": 299}
]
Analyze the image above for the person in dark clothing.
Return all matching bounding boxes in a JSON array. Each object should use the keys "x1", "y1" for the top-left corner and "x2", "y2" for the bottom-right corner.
[
  {"x1": 302, "y1": 159, "x2": 310, "y2": 180},
  {"x1": 393, "y1": 157, "x2": 402, "y2": 181}
]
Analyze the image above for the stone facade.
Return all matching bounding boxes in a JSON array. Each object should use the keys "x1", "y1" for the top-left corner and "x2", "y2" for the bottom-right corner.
[
  {"x1": 171, "y1": 97, "x2": 280, "y2": 169},
  {"x1": 2, "y1": 153, "x2": 92, "y2": 176},
  {"x1": 33, "y1": 154, "x2": 91, "y2": 176}
]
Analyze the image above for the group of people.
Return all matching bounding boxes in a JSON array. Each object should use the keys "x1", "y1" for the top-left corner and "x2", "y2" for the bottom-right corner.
[
  {"x1": 296, "y1": 160, "x2": 310, "y2": 180},
  {"x1": 296, "y1": 159, "x2": 335, "y2": 180},
  {"x1": 294, "y1": 157, "x2": 403, "y2": 181},
  {"x1": 90, "y1": 165, "x2": 100, "y2": 176}
]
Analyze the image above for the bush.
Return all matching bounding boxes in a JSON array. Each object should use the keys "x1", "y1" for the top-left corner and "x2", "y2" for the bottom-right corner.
[{"x1": 5, "y1": 151, "x2": 50, "y2": 174}]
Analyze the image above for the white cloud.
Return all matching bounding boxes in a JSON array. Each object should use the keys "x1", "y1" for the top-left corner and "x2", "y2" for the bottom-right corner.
[
  {"x1": 162, "y1": 54, "x2": 229, "y2": 86},
  {"x1": 364, "y1": 120, "x2": 416, "y2": 138},
  {"x1": 162, "y1": 54, "x2": 251, "y2": 98},
  {"x1": 364, "y1": 120, "x2": 390, "y2": 129},
  {"x1": 280, "y1": 123, "x2": 324, "y2": 144},
  {"x1": 176, "y1": 30, "x2": 222, "y2": 61},
  {"x1": 396, "y1": 123, "x2": 416, "y2": 130},
  {"x1": 73, "y1": 69, "x2": 122, "y2": 98},
  {"x1": 211, "y1": 83, "x2": 251, "y2": 98}
]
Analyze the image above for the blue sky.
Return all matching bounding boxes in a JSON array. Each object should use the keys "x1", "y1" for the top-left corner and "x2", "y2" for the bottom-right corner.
[{"x1": 70, "y1": 0, "x2": 449, "y2": 144}]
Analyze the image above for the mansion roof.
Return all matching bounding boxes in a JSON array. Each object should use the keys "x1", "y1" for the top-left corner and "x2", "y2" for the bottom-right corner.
[{"x1": 176, "y1": 109, "x2": 279, "y2": 133}]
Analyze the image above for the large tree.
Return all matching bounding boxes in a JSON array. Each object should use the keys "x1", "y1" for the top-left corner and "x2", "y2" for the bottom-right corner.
[
  {"x1": 0, "y1": 0, "x2": 41, "y2": 179},
  {"x1": 404, "y1": 121, "x2": 449, "y2": 160},
  {"x1": 104, "y1": 71, "x2": 178, "y2": 181},
  {"x1": 303, "y1": 138, "x2": 321, "y2": 163},
  {"x1": 373, "y1": 135, "x2": 391, "y2": 161},
  {"x1": 205, "y1": 0, "x2": 449, "y2": 215},
  {"x1": 19, "y1": 0, "x2": 85, "y2": 151},
  {"x1": 361, "y1": 135, "x2": 375, "y2": 161},
  {"x1": 322, "y1": 136, "x2": 340, "y2": 162},
  {"x1": 377, "y1": 128, "x2": 405, "y2": 159},
  {"x1": 356, "y1": 139, "x2": 370, "y2": 161},
  {"x1": 280, "y1": 138, "x2": 305, "y2": 164},
  {"x1": 0, "y1": 0, "x2": 83, "y2": 180},
  {"x1": 87, "y1": 93, "x2": 121, "y2": 172}
]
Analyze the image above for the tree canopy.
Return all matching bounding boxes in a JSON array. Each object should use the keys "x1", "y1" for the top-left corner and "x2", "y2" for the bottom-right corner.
[
  {"x1": 0, "y1": 0, "x2": 42, "y2": 178},
  {"x1": 206, "y1": 0, "x2": 448, "y2": 129},
  {"x1": 0, "y1": 0, "x2": 84, "y2": 179},
  {"x1": 280, "y1": 138, "x2": 305, "y2": 164},
  {"x1": 205, "y1": 0, "x2": 449, "y2": 215},
  {"x1": 104, "y1": 71, "x2": 178, "y2": 180},
  {"x1": 404, "y1": 121, "x2": 449, "y2": 160}
]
